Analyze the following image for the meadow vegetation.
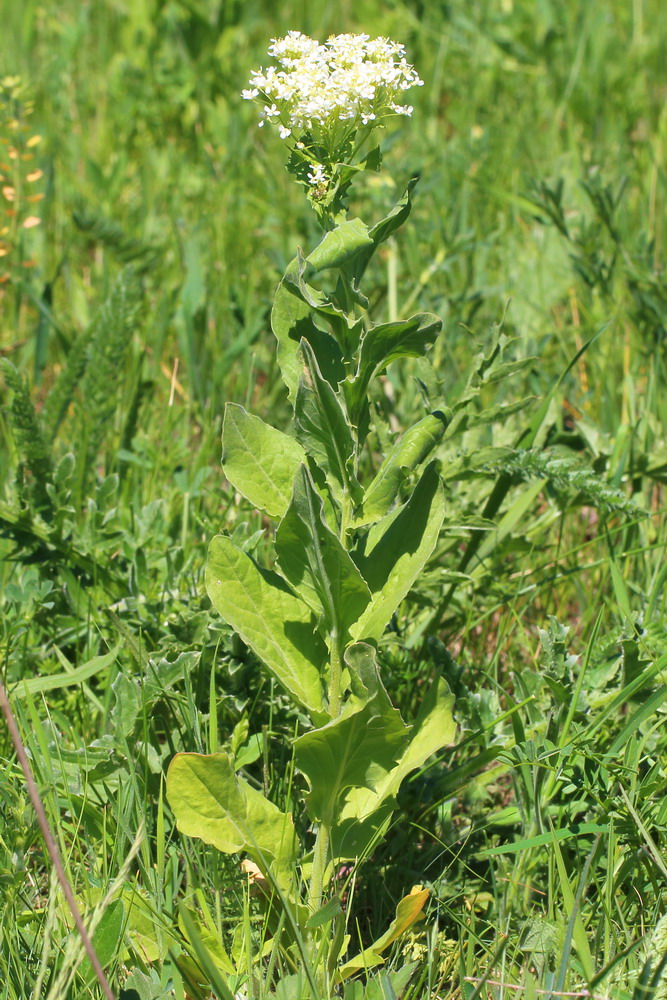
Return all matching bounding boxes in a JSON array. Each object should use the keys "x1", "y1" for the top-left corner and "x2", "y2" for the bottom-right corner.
[{"x1": 1, "y1": 1, "x2": 666, "y2": 998}]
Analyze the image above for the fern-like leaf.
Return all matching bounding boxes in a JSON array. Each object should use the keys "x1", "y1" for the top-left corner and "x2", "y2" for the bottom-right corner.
[
  {"x1": 73, "y1": 206, "x2": 160, "y2": 270},
  {"x1": 42, "y1": 325, "x2": 95, "y2": 440},
  {"x1": 495, "y1": 448, "x2": 645, "y2": 518},
  {"x1": 1, "y1": 359, "x2": 53, "y2": 515},
  {"x1": 78, "y1": 266, "x2": 144, "y2": 479}
]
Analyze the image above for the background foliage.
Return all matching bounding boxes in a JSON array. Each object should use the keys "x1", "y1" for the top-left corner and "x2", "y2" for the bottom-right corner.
[{"x1": 1, "y1": 1, "x2": 666, "y2": 997}]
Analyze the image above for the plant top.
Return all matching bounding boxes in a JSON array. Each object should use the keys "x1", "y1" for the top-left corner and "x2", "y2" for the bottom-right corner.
[{"x1": 242, "y1": 31, "x2": 423, "y2": 220}]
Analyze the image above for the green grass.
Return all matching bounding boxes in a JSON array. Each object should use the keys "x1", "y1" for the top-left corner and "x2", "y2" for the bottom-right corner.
[{"x1": 1, "y1": 0, "x2": 666, "y2": 997}]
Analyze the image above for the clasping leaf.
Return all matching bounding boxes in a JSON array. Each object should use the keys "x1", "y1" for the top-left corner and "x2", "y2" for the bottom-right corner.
[
  {"x1": 206, "y1": 534, "x2": 327, "y2": 719},
  {"x1": 276, "y1": 465, "x2": 371, "y2": 641}
]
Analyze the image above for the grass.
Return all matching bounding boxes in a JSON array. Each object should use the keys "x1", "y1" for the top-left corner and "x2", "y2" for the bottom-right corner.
[{"x1": 1, "y1": 0, "x2": 666, "y2": 997}]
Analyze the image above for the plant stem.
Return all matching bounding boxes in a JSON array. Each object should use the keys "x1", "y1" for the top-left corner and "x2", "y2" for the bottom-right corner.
[
  {"x1": 308, "y1": 814, "x2": 331, "y2": 916},
  {"x1": 328, "y1": 627, "x2": 343, "y2": 719}
]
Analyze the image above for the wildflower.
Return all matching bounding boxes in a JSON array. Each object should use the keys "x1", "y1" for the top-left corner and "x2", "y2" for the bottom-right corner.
[
  {"x1": 242, "y1": 31, "x2": 423, "y2": 143},
  {"x1": 307, "y1": 163, "x2": 328, "y2": 187}
]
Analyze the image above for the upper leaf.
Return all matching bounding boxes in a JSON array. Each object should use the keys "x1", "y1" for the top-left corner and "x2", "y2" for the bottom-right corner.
[
  {"x1": 206, "y1": 535, "x2": 326, "y2": 718},
  {"x1": 347, "y1": 177, "x2": 418, "y2": 289},
  {"x1": 307, "y1": 218, "x2": 373, "y2": 272},
  {"x1": 222, "y1": 404, "x2": 306, "y2": 519},
  {"x1": 345, "y1": 313, "x2": 442, "y2": 426},
  {"x1": 350, "y1": 463, "x2": 446, "y2": 643},
  {"x1": 272, "y1": 259, "x2": 345, "y2": 402},
  {"x1": 275, "y1": 465, "x2": 372, "y2": 640},
  {"x1": 294, "y1": 340, "x2": 361, "y2": 504},
  {"x1": 357, "y1": 411, "x2": 450, "y2": 526},
  {"x1": 294, "y1": 643, "x2": 408, "y2": 822}
]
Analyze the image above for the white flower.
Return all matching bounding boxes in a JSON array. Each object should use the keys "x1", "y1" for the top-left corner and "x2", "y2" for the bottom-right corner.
[
  {"x1": 307, "y1": 163, "x2": 328, "y2": 187},
  {"x1": 242, "y1": 32, "x2": 422, "y2": 142}
]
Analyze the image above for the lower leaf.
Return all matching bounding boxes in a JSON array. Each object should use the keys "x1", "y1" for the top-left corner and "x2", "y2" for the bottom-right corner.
[{"x1": 166, "y1": 752, "x2": 297, "y2": 892}]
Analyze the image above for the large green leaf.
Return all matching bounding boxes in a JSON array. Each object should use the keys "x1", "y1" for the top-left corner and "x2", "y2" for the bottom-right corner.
[
  {"x1": 276, "y1": 466, "x2": 371, "y2": 640},
  {"x1": 221, "y1": 403, "x2": 306, "y2": 519},
  {"x1": 294, "y1": 643, "x2": 408, "y2": 822},
  {"x1": 307, "y1": 218, "x2": 373, "y2": 272},
  {"x1": 345, "y1": 313, "x2": 442, "y2": 424},
  {"x1": 294, "y1": 341, "x2": 361, "y2": 502},
  {"x1": 167, "y1": 752, "x2": 297, "y2": 890},
  {"x1": 206, "y1": 535, "x2": 326, "y2": 717},
  {"x1": 356, "y1": 412, "x2": 450, "y2": 526},
  {"x1": 350, "y1": 463, "x2": 445, "y2": 642},
  {"x1": 332, "y1": 675, "x2": 456, "y2": 860}
]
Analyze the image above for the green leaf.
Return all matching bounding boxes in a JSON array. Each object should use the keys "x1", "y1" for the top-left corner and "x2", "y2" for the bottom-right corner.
[
  {"x1": 307, "y1": 218, "x2": 373, "y2": 272},
  {"x1": 177, "y1": 904, "x2": 236, "y2": 1000},
  {"x1": 167, "y1": 752, "x2": 297, "y2": 891},
  {"x1": 294, "y1": 643, "x2": 408, "y2": 822},
  {"x1": 348, "y1": 177, "x2": 418, "y2": 288},
  {"x1": 345, "y1": 313, "x2": 442, "y2": 425},
  {"x1": 333, "y1": 674, "x2": 456, "y2": 860},
  {"x1": 221, "y1": 403, "x2": 306, "y2": 519},
  {"x1": 550, "y1": 830, "x2": 595, "y2": 983},
  {"x1": 351, "y1": 463, "x2": 445, "y2": 643},
  {"x1": 338, "y1": 888, "x2": 428, "y2": 981},
  {"x1": 12, "y1": 645, "x2": 119, "y2": 698},
  {"x1": 271, "y1": 260, "x2": 345, "y2": 402},
  {"x1": 357, "y1": 412, "x2": 450, "y2": 525},
  {"x1": 364, "y1": 963, "x2": 420, "y2": 1000},
  {"x1": 474, "y1": 477, "x2": 547, "y2": 563},
  {"x1": 276, "y1": 466, "x2": 371, "y2": 639},
  {"x1": 305, "y1": 896, "x2": 343, "y2": 930},
  {"x1": 295, "y1": 340, "x2": 361, "y2": 502},
  {"x1": 206, "y1": 535, "x2": 326, "y2": 717},
  {"x1": 479, "y1": 822, "x2": 609, "y2": 856},
  {"x1": 78, "y1": 898, "x2": 125, "y2": 985}
]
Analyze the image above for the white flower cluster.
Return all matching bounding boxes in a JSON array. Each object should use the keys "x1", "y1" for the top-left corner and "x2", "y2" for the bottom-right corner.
[{"x1": 242, "y1": 31, "x2": 423, "y2": 141}]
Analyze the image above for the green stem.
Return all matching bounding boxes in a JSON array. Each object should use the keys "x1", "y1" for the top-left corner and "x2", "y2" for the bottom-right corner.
[
  {"x1": 308, "y1": 813, "x2": 331, "y2": 915},
  {"x1": 328, "y1": 627, "x2": 343, "y2": 719}
]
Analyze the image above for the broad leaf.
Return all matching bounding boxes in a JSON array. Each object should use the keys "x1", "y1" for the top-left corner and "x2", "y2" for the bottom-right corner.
[
  {"x1": 307, "y1": 218, "x2": 373, "y2": 272},
  {"x1": 295, "y1": 340, "x2": 361, "y2": 502},
  {"x1": 357, "y1": 411, "x2": 449, "y2": 526},
  {"x1": 222, "y1": 403, "x2": 306, "y2": 519},
  {"x1": 350, "y1": 463, "x2": 445, "y2": 642},
  {"x1": 345, "y1": 313, "x2": 442, "y2": 424},
  {"x1": 276, "y1": 465, "x2": 371, "y2": 639},
  {"x1": 167, "y1": 752, "x2": 297, "y2": 890},
  {"x1": 332, "y1": 674, "x2": 456, "y2": 860},
  {"x1": 294, "y1": 643, "x2": 408, "y2": 822},
  {"x1": 206, "y1": 535, "x2": 326, "y2": 717}
]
